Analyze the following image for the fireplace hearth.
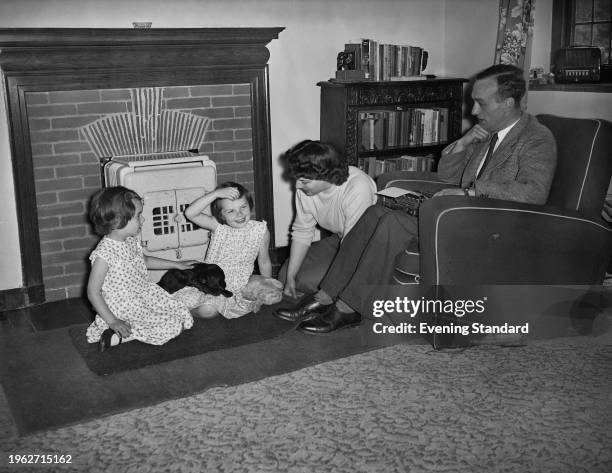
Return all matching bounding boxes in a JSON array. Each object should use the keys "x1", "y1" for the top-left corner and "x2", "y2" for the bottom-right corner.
[{"x1": 0, "y1": 27, "x2": 283, "y2": 306}]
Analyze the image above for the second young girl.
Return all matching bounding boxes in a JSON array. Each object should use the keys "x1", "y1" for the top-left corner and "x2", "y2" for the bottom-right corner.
[
  {"x1": 174, "y1": 181, "x2": 272, "y2": 319},
  {"x1": 86, "y1": 186, "x2": 195, "y2": 351}
]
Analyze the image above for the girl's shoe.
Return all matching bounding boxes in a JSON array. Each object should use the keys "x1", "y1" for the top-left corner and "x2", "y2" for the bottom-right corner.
[{"x1": 98, "y1": 328, "x2": 122, "y2": 352}]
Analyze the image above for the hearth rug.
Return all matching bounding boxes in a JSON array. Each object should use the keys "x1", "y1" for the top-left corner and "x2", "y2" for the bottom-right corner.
[{"x1": 69, "y1": 307, "x2": 294, "y2": 376}]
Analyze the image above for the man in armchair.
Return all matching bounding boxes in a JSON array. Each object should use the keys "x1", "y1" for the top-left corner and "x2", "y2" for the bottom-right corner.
[
  {"x1": 435, "y1": 65, "x2": 556, "y2": 203},
  {"x1": 276, "y1": 64, "x2": 557, "y2": 333}
]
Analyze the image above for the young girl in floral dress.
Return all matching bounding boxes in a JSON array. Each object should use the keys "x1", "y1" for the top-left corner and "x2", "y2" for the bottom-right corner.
[
  {"x1": 86, "y1": 186, "x2": 195, "y2": 351},
  {"x1": 174, "y1": 181, "x2": 272, "y2": 319}
]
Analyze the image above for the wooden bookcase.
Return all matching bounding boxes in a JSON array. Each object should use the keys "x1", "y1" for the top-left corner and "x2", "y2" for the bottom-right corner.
[{"x1": 318, "y1": 78, "x2": 466, "y2": 171}]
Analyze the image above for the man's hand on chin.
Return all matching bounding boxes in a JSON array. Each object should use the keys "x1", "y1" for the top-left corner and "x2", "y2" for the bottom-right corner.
[{"x1": 444, "y1": 124, "x2": 490, "y2": 155}]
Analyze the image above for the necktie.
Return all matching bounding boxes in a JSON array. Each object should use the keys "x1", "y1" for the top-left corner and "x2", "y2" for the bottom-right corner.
[{"x1": 477, "y1": 133, "x2": 498, "y2": 179}]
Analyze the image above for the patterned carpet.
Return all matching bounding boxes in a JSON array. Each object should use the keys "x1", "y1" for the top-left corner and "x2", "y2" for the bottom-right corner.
[{"x1": 1, "y1": 330, "x2": 611, "y2": 473}]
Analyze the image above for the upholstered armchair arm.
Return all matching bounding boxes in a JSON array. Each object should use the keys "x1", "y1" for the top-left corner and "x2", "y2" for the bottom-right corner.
[
  {"x1": 376, "y1": 171, "x2": 453, "y2": 195},
  {"x1": 417, "y1": 196, "x2": 612, "y2": 285}
]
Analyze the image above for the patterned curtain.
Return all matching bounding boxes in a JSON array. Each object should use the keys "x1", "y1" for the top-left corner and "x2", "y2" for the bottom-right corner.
[{"x1": 494, "y1": 0, "x2": 536, "y2": 69}]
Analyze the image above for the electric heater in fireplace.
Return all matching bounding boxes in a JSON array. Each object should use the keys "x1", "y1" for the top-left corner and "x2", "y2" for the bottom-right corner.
[{"x1": 103, "y1": 151, "x2": 217, "y2": 281}]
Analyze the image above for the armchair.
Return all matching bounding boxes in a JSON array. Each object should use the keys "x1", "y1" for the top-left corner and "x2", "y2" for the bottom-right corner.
[{"x1": 377, "y1": 114, "x2": 612, "y2": 286}]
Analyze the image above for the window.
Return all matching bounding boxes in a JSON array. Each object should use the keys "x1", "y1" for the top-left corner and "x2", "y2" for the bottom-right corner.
[
  {"x1": 552, "y1": 0, "x2": 612, "y2": 65},
  {"x1": 573, "y1": 0, "x2": 611, "y2": 62}
]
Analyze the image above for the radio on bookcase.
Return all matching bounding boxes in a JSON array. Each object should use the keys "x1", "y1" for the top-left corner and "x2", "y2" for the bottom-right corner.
[{"x1": 553, "y1": 47, "x2": 601, "y2": 83}]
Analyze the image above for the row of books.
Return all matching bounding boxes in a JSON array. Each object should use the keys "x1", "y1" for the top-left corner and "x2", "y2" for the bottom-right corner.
[
  {"x1": 343, "y1": 39, "x2": 427, "y2": 81},
  {"x1": 359, "y1": 108, "x2": 449, "y2": 150},
  {"x1": 357, "y1": 155, "x2": 435, "y2": 178}
]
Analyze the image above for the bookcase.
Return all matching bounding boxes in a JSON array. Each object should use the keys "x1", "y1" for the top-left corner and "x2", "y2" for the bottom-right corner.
[{"x1": 318, "y1": 78, "x2": 466, "y2": 174}]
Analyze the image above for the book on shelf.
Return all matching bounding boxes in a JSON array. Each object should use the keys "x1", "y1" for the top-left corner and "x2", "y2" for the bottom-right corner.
[
  {"x1": 359, "y1": 107, "x2": 449, "y2": 150},
  {"x1": 360, "y1": 38, "x2": 378, "y2": 79},
  {"x1": 357, "y1": 155, "x2": 435, "y2": 178},
  {"x1": 380, "y1": 43, "x2": 390, "y2": 81},
  {"x1": 438, "y1": 108, "x2": 448, "y2": 142},
  {"x1": 335, "y1": 70, "x2": 368, "y2": 81},
  {"x1": 360, "y1": 112, "x2": 381, "y2": 151}
]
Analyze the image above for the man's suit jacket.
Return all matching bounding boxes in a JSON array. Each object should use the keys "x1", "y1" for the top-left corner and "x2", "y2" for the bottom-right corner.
[{"x1": 437, "y1": 113, "x2": 557, "y2": 205}]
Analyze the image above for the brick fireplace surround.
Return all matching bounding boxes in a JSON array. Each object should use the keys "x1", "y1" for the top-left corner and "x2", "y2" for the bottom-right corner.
[{"x1": 0, "y1": 28, "x2": 283, "y2": 308}]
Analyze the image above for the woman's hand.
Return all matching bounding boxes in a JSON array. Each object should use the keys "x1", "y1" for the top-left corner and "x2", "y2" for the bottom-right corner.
[
  {"x1": 283, "y1": 278, "x2": 303, "y2": 299},
  {"x1": 109, "y1": 319, "x2": 132, "y2": 338},
  {"x1": 175, "y1": 260, "x2": 198, "y2": 270}
]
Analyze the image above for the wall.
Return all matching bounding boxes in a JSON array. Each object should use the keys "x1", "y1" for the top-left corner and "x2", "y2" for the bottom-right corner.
[
  {"x1": 442, "y1": 0, "x2": 500, "y2": 79},
  {"x1": 530, "y1": 0, "x2": 554, "y2": 73},
  {"x1": 441, "y1": 0, "x2": 500, "y2": 133},
  {"x1": 527, "y1": 90, "x2": 612, "y2": 121},
  {"x1": 0, "y1": 0, "x2": 447, "y2": 292}
]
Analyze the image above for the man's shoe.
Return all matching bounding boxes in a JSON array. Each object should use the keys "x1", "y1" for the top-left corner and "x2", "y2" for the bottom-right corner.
[
  {"x1": 274, "y1": 294, "x2": 332, "y2": 323},
  {"x1": 297, "y1": 307, "x2": 361, "y2": 334}
]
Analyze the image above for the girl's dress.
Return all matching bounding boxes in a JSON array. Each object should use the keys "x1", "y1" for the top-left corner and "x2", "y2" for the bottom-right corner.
[
  {"x1": 174, "y1": 220, "x2": 267, "y2": 318},
  {"x1": 86, "y1": 236, "x2": 194, "y2": 345}
]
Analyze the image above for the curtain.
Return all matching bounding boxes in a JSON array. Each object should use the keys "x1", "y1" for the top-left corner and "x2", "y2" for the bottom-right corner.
[{"x1": 494, "y1": 0, "x2": 536, "y2": 69}]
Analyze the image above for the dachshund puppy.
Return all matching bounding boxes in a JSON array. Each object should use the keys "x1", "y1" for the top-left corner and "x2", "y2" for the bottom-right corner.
[{"x1": 158, "y1": 263, "x2": 233, "y2": 298}]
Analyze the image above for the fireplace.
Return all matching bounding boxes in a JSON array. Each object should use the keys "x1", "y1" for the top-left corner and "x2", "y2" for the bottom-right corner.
[{"x1": 0, "y1": 28, "x2": 283, "y2": 305}]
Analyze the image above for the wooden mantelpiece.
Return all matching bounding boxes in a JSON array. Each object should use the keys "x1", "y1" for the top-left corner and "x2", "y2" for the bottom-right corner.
[
  {"x1": 0, "y1": 28, "x2": 283, "y2": 306},
  {"x1": 0, "y1": 28, "x2": 285, "y2": 47},
  {"x1": 0, "y1": 28, "x2": 283, "y2": 72}
]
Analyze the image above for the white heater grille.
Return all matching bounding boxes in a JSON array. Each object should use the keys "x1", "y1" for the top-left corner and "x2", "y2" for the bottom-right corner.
[
  {"x1": 104, "y1": 153, "x2": 217, "y2": 254},
  {"x1": 152, "y1": 204, "x2": 176, "y2": 236}
]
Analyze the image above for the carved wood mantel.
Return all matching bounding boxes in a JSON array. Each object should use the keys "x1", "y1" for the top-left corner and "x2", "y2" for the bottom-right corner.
[{"x1": 0, "y1": 28, "x2": 283, "y2": 305}]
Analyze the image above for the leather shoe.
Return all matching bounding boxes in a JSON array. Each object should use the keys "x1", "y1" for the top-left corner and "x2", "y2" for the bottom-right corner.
[
  {"x1": 297, "y1": 307, "x2": 361, "y2": 334},
  {"x1": 98, "y1": 328, "x2": 121, "y2": 352},
  {"x1": 274, "y1": 294, "x2": 332, "y2": 323}
]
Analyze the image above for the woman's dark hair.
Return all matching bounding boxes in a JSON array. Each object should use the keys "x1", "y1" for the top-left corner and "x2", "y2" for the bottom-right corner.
[
  {"x1": 475, "y1": 64, "x2": 526, "y2": 107},
  {"x1": 89, "y1": 186, "x2": 141, "y2": 236},
  {"x1": 211, "y1": 181, "x2": 254, "y2": 224},
  {"x1": 281, "y1": 140, "x2": 349, "y2": 185}
]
